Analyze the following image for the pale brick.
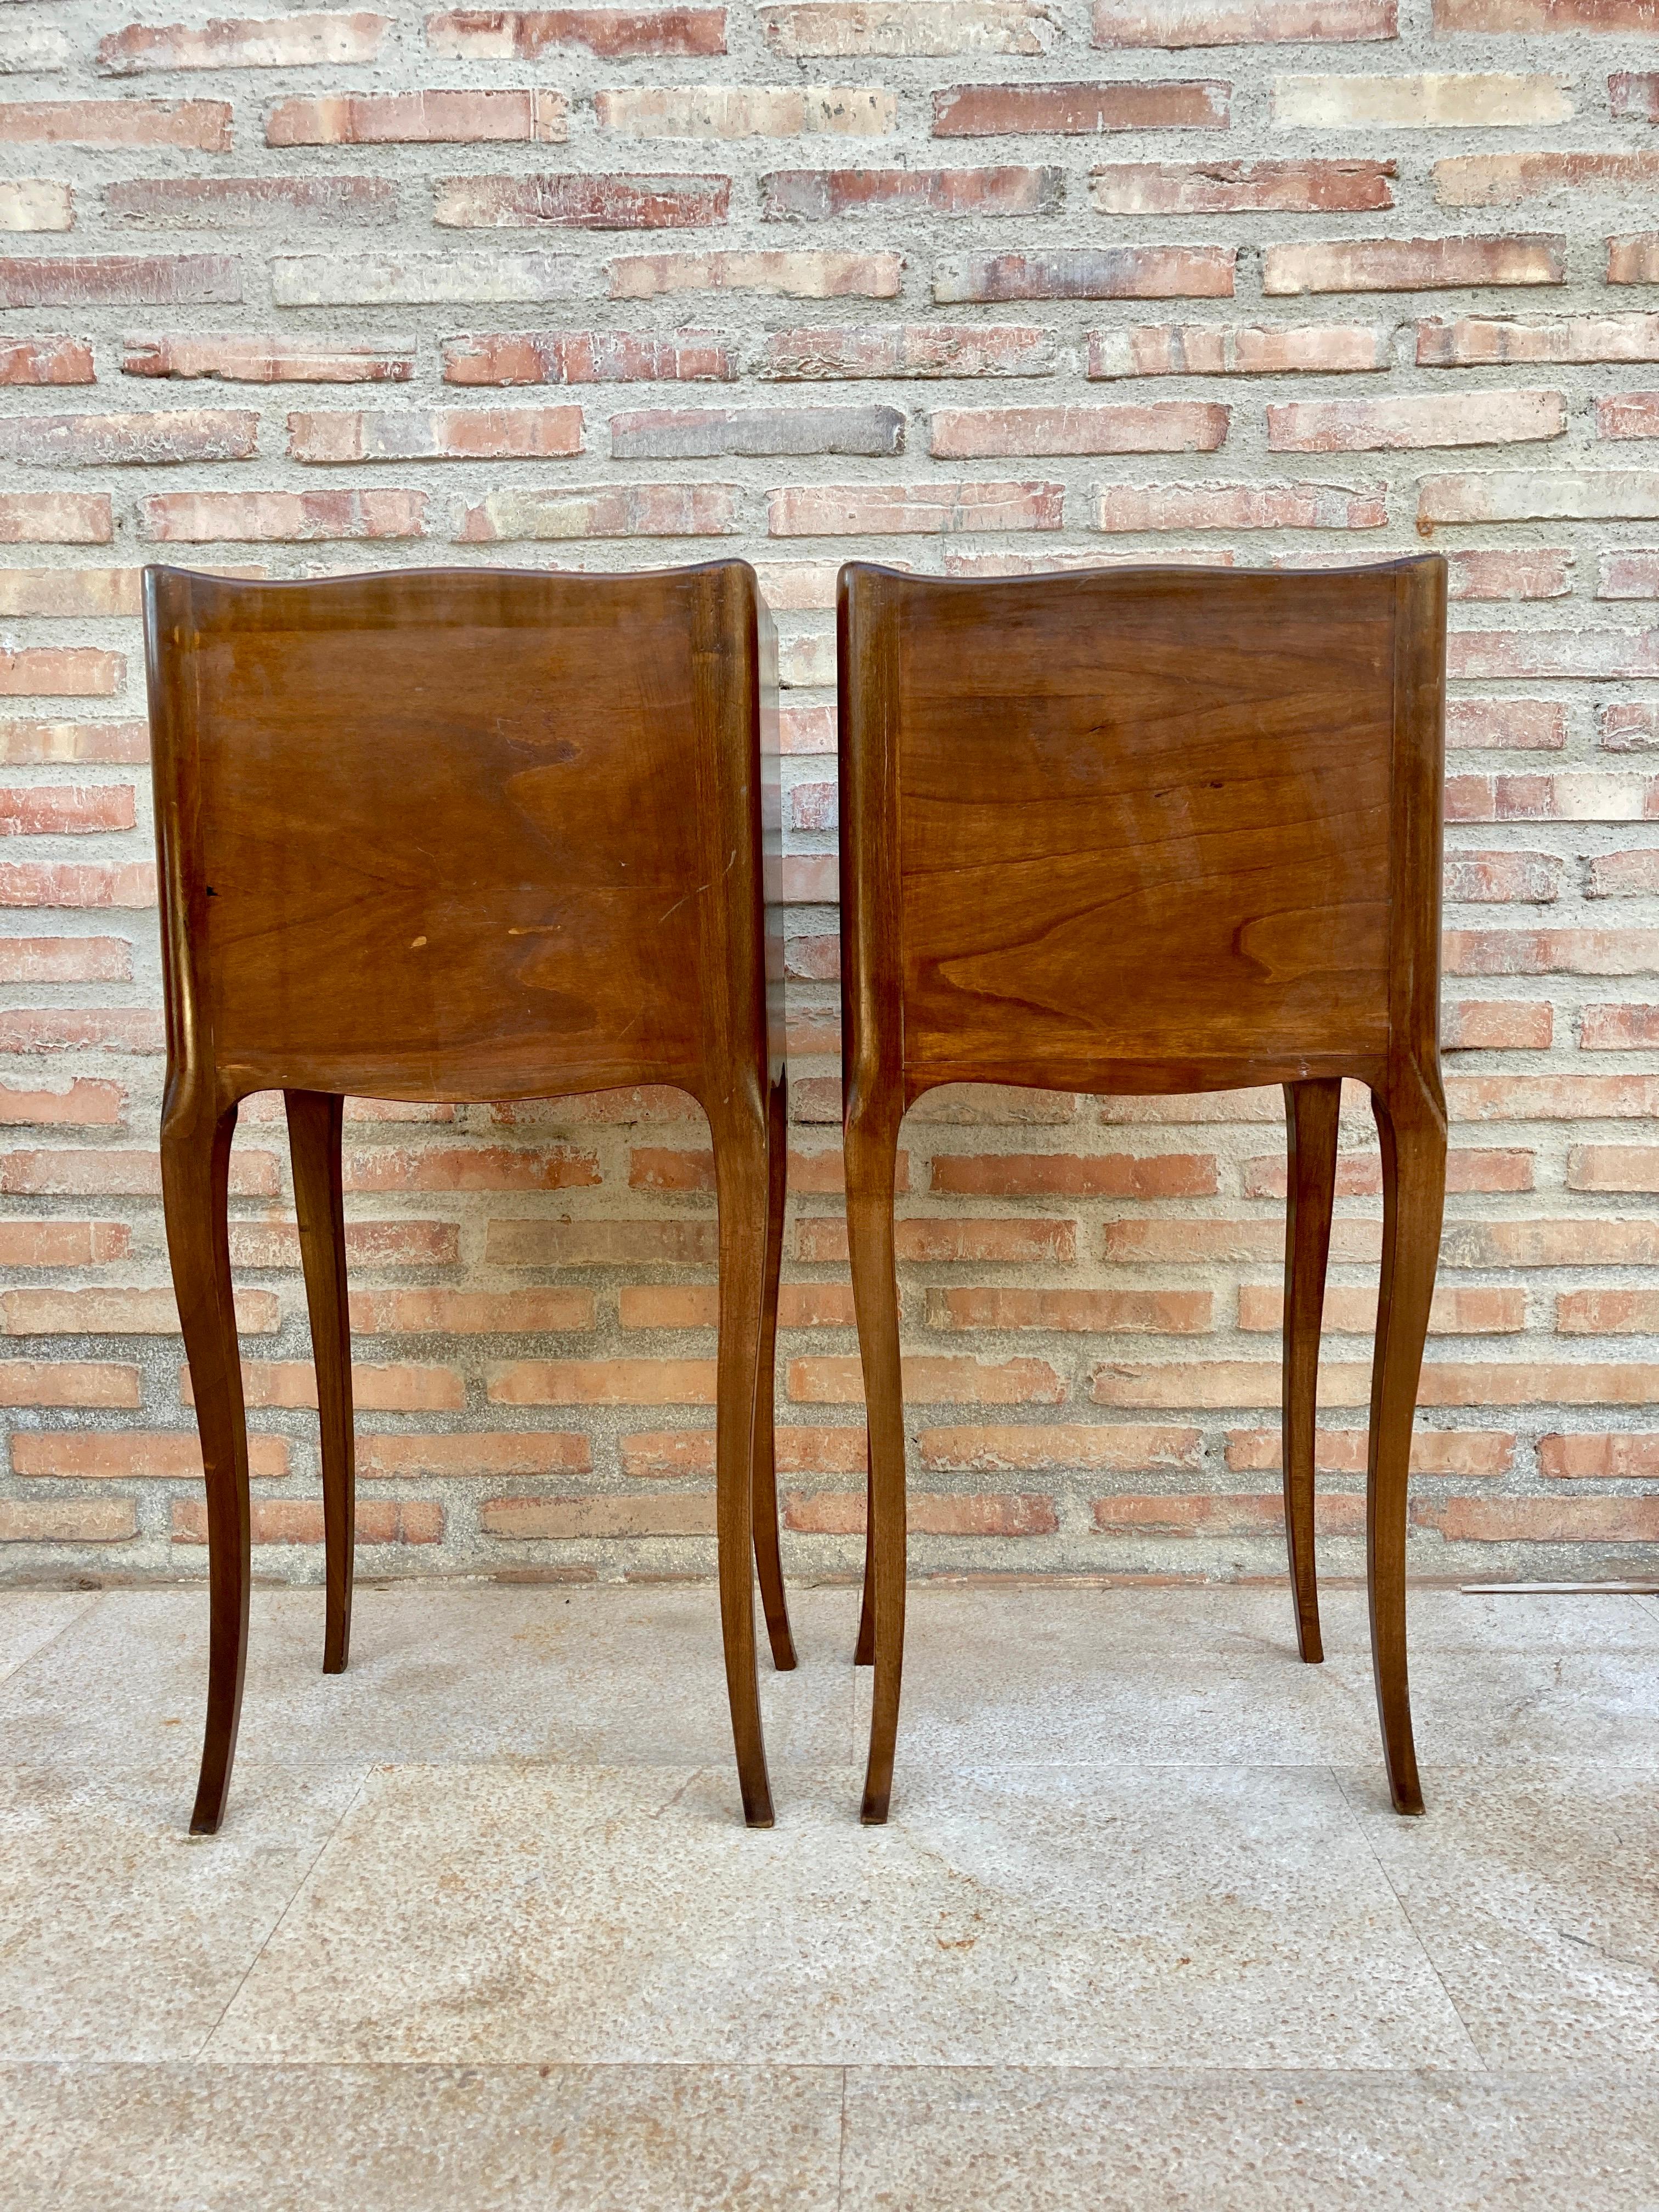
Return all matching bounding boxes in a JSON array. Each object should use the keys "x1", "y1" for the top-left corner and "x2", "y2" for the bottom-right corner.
[
  {"x1": 931, "y1": 81, "x2": 1228, "y2": 132},
  {"x1": 761, "y1": 323, "x2": 1056, "y2": 377},
  {"x1": 0, "y1": 182, "x2": 73, "y2": 234},
  {"x1": 610, "y1": 249, "x2": 901, "y2": 297},
  {"x1": 1268, "y1": 388, "x2": 1562, "y2": 452},
  {"x1": 124, "y1": 335, "x2": 415, "y2": 383},
  {"x1": 0, "y1": 409, "x2": 258, "y2": 467},
  {"x1": 0, "y1": 100, "x2": 232, "y2": 151},
  {"x1": 426, "y1": 7, "x2": 727, "y2": 55},
  {"x1": 1609, "y1": 236, "x2": 1659, "y2": 287},
  {"x1": 459, "y1": 481, "x2": 741, "y2": 538},
  {"x1": 760, "y1": 1, "x2": 1058, "y2": 56},
  {"x1": 0, "y1": 255, "x2": 240, "y2": 307},
  {"x1": 0, "y1": 1499, "x2": 136, "y2": 1543},
  {"x1": 596, "y1": 86, "x2": 895, "y2": 134},
  {"x1": 1091, "y1": 159, "x2": 1392, "y2": 215},
  {"x1": 930, "y1": 399, "x2": 1227, "y2": 456},
  {"x1": 1088, "y1": 321, "x2": 1387, "y2": 376},
  {"x1": 1264, "y1": 235, "x2": 1564, "y2": 295},
  {"x1": 105, "y1": 176, "x2": 396, "y2": 230},
  {"x1": 143, "y1": 489, "x2": 430, "y2": 541},
  {"x1": 769, "y1": 480, "x2": 1062, "y2": 533},
  {"x1": 1097, "y1": 481, "x2": 1386, "y2": 530},
  {"x1": 1419, "y1": 313, "x2": 1659, "y2": 367},
  {"x1": 268, "y1": 90, "x2": 568, "y2": 144},
  {"x1": 1419, "y1": 471, "x2": 1659, "y2": 526},
  {"x1": 1272, "y1": 74, "x2": 1570, "y2": 129},
  {"x1": 435, "y1": 173, "x2": 730, "y2": 229},
  {"x1": 1095, "y1": 0, "x2": 1395, "y2": 40},
  {"x1": 98, "y1": 12, "x2": 390, "y2": 73},
  {"x1": 935, "y1": 246, "x2": 1234, "y2": 302},
  {"x1": 273, "y1": 252, "x2": 588, "y2": 307},
  {"x1": 288, "y1": 405, "x2": 583, "y2": 461},
  {"x1": 763, "y1": 165, "x2": 1060, "y2": 218},
  {"x1": 1438, "y1": 152, "x2": 1659, "y2": 208}
]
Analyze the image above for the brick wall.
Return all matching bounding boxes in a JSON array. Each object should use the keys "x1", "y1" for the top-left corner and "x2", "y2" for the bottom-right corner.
[{"x1": 4, "y1": 0, "x2": 1659, "y2": 1589}]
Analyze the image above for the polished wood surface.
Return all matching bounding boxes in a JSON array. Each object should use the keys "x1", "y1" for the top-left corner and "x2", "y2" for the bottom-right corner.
[
  {"x1": 146, "y1": 560, "x2": 793, "y2": 1835},
  {"x1": 840, "y1": 558, "x2": 1448, "y2": 1822}
]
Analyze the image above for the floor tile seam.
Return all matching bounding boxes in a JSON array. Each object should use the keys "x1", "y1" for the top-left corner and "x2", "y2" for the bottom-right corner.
[
  {"x1": 0, "y1": 1593, "x2": 105, "y2": 1695},
  {"x1": 1329, "y1": 1762, "x2": 1491, "y2": 2073},
  {"x1": 190, "y1": 1763, "x2": 376, "y2": 2063},
  {"x1": 8, "y1": 2057, "x2": 1652, "y2": 2081}
]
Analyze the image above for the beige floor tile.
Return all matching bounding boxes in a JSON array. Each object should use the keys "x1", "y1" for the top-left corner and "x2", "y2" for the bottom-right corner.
[
  {"x1": 0, "y1": 1766, "x2": 364, "y2": 2062},
  {"x1": 1321, "y1": 1641, "x2": 1659, "y2": 1771},
  {"x1": 0, "y1": 1584, "x2": 856, "y2": 1779},
  {"x1": 1340, "y1": 1762, "x2": 1659, "y2": 2069},
  {"x1": 0, "y1": 1591, "x2": 99, "y2": 1688},
  {"x1": 207, "y1": 1759, "x2": 1476, "y2": 2069},
  {"x1": 0, "y1": 2062, "x2": 843, "y2": 2212},
  {"x1": 839, "y1": 2065, "x2": 1659, "y2": 2212}
]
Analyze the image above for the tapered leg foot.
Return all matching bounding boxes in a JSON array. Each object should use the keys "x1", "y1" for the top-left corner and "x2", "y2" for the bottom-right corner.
[
  {"x1": 162, "y1": 1098, "x2": 251, "y2": 1836},
  {"x1": 286, "y1": 1090, "x2": 355, "y2": 1677},
  {"x1": 1368, "y1": 1076, "x2": 1446, "y2": 1816},
  {"x1": 1283, "y1": 1079, "x2": 1341, "y2": 1667},
  {"x1": 752, "y1": 1070, "x2": 797, "y2": 1673}
]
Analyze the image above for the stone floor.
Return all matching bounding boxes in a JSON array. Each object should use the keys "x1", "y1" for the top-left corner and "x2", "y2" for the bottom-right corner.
[{"x1": 1, "y1": 1576, "x2": 1656, "y2": 2209}]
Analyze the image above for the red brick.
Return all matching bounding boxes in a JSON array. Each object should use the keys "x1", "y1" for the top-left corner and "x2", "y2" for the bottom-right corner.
[
  {"x1": 0, "y1": 650, "x2": 123, "y2": 697},
  {"x1": 0, "y1": 861, "x2": 155, "y2": 908},
  {"x1": 0, "y1": 1221, "x2": 130, "y2": 1267},
  {"x1": 460, "y1": 481, "x2": 740, "y2": 539},
  {"x1": 98, "y1": 10, "x2": 388, "y2": 71},
  {"x1": 0, "y1": 938, "x2": 131, "y2": 983},
  {"x1": 918, "y1": 1423, "x2": 1199, "y2": 1472},
  {"x1": 489, "y1": 1357, "x2": 715, "y2": 1404},
  {"x1": 0, "y1": 100, "x2": 232, "y2": 151},
  {"x1": 1226, "y1": 1427, "x2": 1512, "y2": 1477},
  {"x1": 785, "y1": 1489, "x2": 1057, "y2": 1535},
  {"x1": 1090, "y1": 321, "x2": 1387, "y2": 378},
  {"x1": 0, "y1": 1361, "x2": 139, "y2": 1407},
  {"x1": 1611, "y1": 71, "x2": 1659, "y2": 122},
  {"x1": 761, "y1": 323, "x2": 1054, "y2": 379},
  {"x1": 0, "y1": 494, "x2": 112, "y2": 545},
  {"x1": 1567, "y1": 1144, "x2": 1659, "y2": 1194},
  {"x1": 269, "y1": 89, "x2": 568, "y2": 143},
  {"x1": 1556, "y1": 1290, "x2": 1659, "y2": 1335},
  {"x1": 1096, "y1": 0, "x2": 1395, "y2": 38},
  {"x1": 929, "y1": 400, "x2": 1227, "y2": 458},
  {"x1": 124, "y1": 335, "x2": 415, "y2": 384},
  {"x1": 0, "y1": 785, "x2": 135, "y2": 835},
  {"x1": 144, "y1": 490, "x2": 429, "y2": 541},
  {"x1": 1449, "y1": 631, "x2": 1659, "y2": 682},
  {"x1": 12, "y1": 1431, "x2": 287, "y2": 1480},
  {"x1": 611, "y1": 403, "x2": 900, "y2": 458},
  {"x1": 349, "y1": 1289, "x2": 594, "y2": 1333},
  {"x1": 927, "y1": 1287, "x2": 1211, "y2": 1333},
  {"x1": 480, "y1": 1493, "x2": 715, "y2": 1538},
  {"x1": 1537, "y1": 1432, "x2": 1659, "y2": 1480},
  {"x1": 488, "y1": 1218, "x2": 717, "y2": 1265},
  {"x1": 0, "y1": 1078, "x2": 124, "y2": 1128},
  {"x1": 1243, "y1": 1147, "x2": 1530, "y2": 1197},
  {"x1": 341, "y1": 1142, "x2": 597, "y2": 1192},
  {"x1": 1444, "y1": 850, "x2": 1562, "y2": 901},
  {"x1": 0, "y1": 1009, "x2": 162, "y2": 1052},
  {"x1": 0, "y1": 1499, "x2": 136, "y2": 1543},
  {"x1": 0, "y1": 409, "x2": 257, "y2": 467},
  {"x1": 1264, "y1": 236, "x2": 1565, "y2": 297},
  {"x1": 1448, "y1": 549, "x2": 1571, "y2": 601},
  {"x1": 1417, "y1": 1497, "x2": 1659, "y2": 1545},
  {"x1": 1270, "y1": 388, "x2": 1562, "y2": 453},
  {"x1": 1609, "y1": 236, "x2": 1659, "y2": 286},
  {"x1": 1437, "y1": 0, "x2": 1657, "y2": 24},
  {"x1": 359, "y1": 1432, "x2": 592, "y2": 1476},
  {"x1": 1097, "y1": 481, "x2": 1385, "y2": 531},
  {"x1": 789, "y1": 1355, "x2": 1065, "y2": 1403},
  {"x1": 1092, "y1": 159, "x2": 1392, "y2": 216},
  {"x1": 761, "y1": 1, "x2": 1056, "y2": 54},
  {"x1": 763, "y1": 165, "x2": 1060, "y2": 218},
  {"x1": 427, "y1": 8, "x2": 728, "y2": 58},
  {"x1": 1441, "y1": 1220, "x2": 1659, "y2": 1268},
  {"x1": 769, "y1": 480, "x2": 1061, "y2": 534},
  {"x1": 2, "y1": 1146, "x2": 274, "y2": 1197},
  {"x1": 1447, "y1": 698, "x2": 1564, "y2": 752},
  {"x1": 1, "y1": 337, "x2": 95, "y2": 387},
  {"x1": 444, "y1": 330, "x2": 733, "y2": 383},
  {"x1": 172, "y1": 1497, "x2": 443, "y2": 1546},
  {"x1": 1448, "y1": 931, "x2": 1659, "y2": 975},
  {"x1": 1579, "y1": 1005, "x2": 1659, "y2": 1050},
  {"x1": 1443, "y1": 1000, "x2": 1553, "y2": 1048},
  {"x1": 288, "y1": 405, "x2": 583, "y2": 462},
  {"x1": 932, "y1": 81, "x2": 1227, "y2": 134},
  {"x1": 1588, "y1": 850, "x2": 1659, "y2": 898},
  {"x1": 1091, "y1": 1492, "x2": 1364, "y2": 1537},
  {"x1": 0, "y1": 571, "x2": 144, "y2": 619},
  {"x1": 935, "y1": 246, "x2": 1234, "y2": 303},
  {"x1": 185, "y1": 1361, "x2": 462, "y2": 1412},
  {"x1": 0, "y1": 256, "x2": 241, "y2": 307},
  {"x1": 1449, "y1": 1072, "x2": 1659, "y2": 1116},
  {"x1": 795, "y1": 1216, "x2": 1075, "y2": 1263},
  {"x1": 932, "y1": 1150, "x2": 1215, "y2": 1197},
  {"x1": 1420, "y1": 313, "x2": 1659, "y2": 368},
  {"x1": 610, "y1": 249, "x2": 900, "y2": 297},
  {"x1": 1601, "y1": 703, "x2": 1659, "y2": 752},
  {"x1": 1237, "y1": 1282, "x2": 1523, "y2": 1334},
  {"x1": 435, "y1": 173, "x2": 731, "y2": 228}
]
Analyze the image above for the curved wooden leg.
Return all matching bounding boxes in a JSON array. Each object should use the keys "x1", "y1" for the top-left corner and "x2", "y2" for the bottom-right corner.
[
  {"x1": 847, "y1": 1099, "x2": 905, "y2": 1824},
  {"x1": 286, "y1": 1090, "x2": 355, "y2": 1676},
  {"x1": 752, "y1": 1069, "x2": 797, "y2": 1672},
  {"x1": 712, "y1": 1099, "x2": 775, "y2": 1828},
  {"x1": 854, "y1": 1433, "x2": 875, "y2": 1666},
  {"x1": 161, "y1": 1099, "x2": 250, "y2": 1836},
  {"x1": 1368, "y1": 1076, "x2": 1447, "y2": 1816},
  {"x1": 1283, "y1": 1078, "x2": 1341, "y2": 1666}
]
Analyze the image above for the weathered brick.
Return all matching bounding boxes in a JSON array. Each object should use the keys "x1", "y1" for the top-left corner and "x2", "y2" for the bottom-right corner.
[
  {"x1": 0, "y1": 1499, "x2": 136, "y2": 1543},
  {"x1": 98, "y1": 12, "x2": 390, "y2": 72},
  {"x1": 1601, "y1": 702, "x2": 1659, "y2": 751},
  {"x1": 611, "y1": 403, "x2": 900, "y2": 456},
  {"x1": 1608, "y1": 236, "x2": 1659, "y2": 286},
  {"x1": 1556, "y1": 1291, "x2": 1659, "y2": 1335},
  {"x1": 0, "y1": 860, "x2": 154, "y2": 904},
  {"x1": 760, "y1": 1, "x2": 1057, "y2": 55},
  {"x1": 435, "y1": 173, "x2": 731, "y2": 228},
  {"x1": 0, "y1": 649, "x2": 123, "y2": 697},
  {"x1": 1447, "y1": 549, "x2": 1571, "y2": 601},
  {"x1": 0, "y1": 783, "x2": 136, "y2": 833},
  {"x1": 443, "y1": 329, "x2": 734, "y2": 382},
  {"x1": 0, "y1": 1075, "x2": 124, "y2": 1126},
  {"x1": 104, "y1": 177, "x2": 396, "y2": 230},
  {"x1": 610, "y1": 249, "x2": 901, "y2": 297},
  {"x1": 1446, "y1": 929, "x2": 1659, "y2": 976},
  {"x1": 1579, "y1": 1005, "x2": 1659, "y2": 1049},
  {"x1": 0, "y1": 1361, "x2": 139, "y2": 1407},
  {"x1": 188, "y1": 1360, "x2": 462, "y2": 1411},
  {"x1": 1437, "y1": 152, "x2": 1659, "y2": 210},
  {"x1": 0, "y1": 337, "x2": 95, "y2": 387},
  {"x1": 1443, "y1": 998, "x2": 1553, "y2": 1047},
  {"x1": 769, "y1": 480, "x2": 1062, "y2": 534},
  {"x1": 173, "y1": 1498, "x2": 443, "y2": 1545},
  {"x1": 0, "y1": 182, "x2": 73, "y2": 233},
  {"x1": 1417, "y1": 1497, "x2": 1659, "y2": 1544},
  {"x1": 269, "y1": 90, "x2": 568, "y2": 144},
  {"x1": 1537, "y1": 1433, "x2": 1659, "y2": 1479},
  {"x1": 933, "y1": 1149, "x2": 1215, "y2": 1196},
  {"x1": 1097, "y1": 481, "x2": 1385, "y2": 531},
  {"x1": 596, "y1": 86, "x2": 894, "y2": 134},
  {"x1": 288, "y1": 405, "x2": 583, "y2": 461},
  {"x1": 0, "y1": 256, "x2": 240, "y2": 307},
  {"x1": 1437, "y1": 0, "x2": 1655, "y2": 25},
  {"x1": 144, "y1": 489, "x2": 430, "y2": 541},
  {"x1": 790, "y1": 1355, "x2": 1065, "y2": 1404},
  {"x1": 459, "y1": 481, "x2": 741, "y2": 538},
  {"x1": 1272, "y1": 74, "x2": 1570, "y2": 129},
  {"x1": 1448, "y1": 630, "x2": 1659, "y2": 681},
  {"x1": 1226, "y1": 1427, "x2": 1512, "y2": 1476},
  {"x1": 928, "y1": 1288, "x2": 1211, "y2": 1333},
  {"x1": 1264, "y1": 235, "x2": 1564, "y2": 296},
  {"x1": 1268, "y1": 388, "x2": 1562, "y2": 452},
  {"x1": 427, "y1": 8, "x2": 728, "y2": 58},
  {"x1": 0, "y1": 569, "x2": 141, "y2": 618},
  {"x1": 1587, "y1": 849, "x2": 1659, "y2": 898},
  {"x1": 1094, "y1": 0, "x2": 1395, "y2": 40},
  {"x1": 359, "y1": 1432, "x2": 591, "y2": 1476},
  {"x1": 785, "y1": 1489, "x2": 1057, "y2": 1535},
  {"x1": 0, "y1": 409, "x2": 258, "y2": 468},
  {"x1": 931, "y1": 81, "x2": 1228, "y2": 133},
  {"x1": 935, "y1": 246, "x2": 1234, "y2": 302},
  {"x1": 763, "y1": 165, "x2": 1061, "y2": 219},
  {"x1": 1610, "y1": 72, "x2": 1659, "y2": 123},
  {"x1": 1601, "y1": 551, "x2": 1659, "y2": 599},
  {"x1": 1445, "y1": 849, "x2": 1562, "y2": 902},
  {"x1": 0, "y1": 1220, "x2": 131, "y2": 1267},
  {"x1": 2, "y1": 1284, "x2": 275, "y2": 1334},
  {"x1": 0, "y1": 936, "x2": 132, "y2": 981},
  {"x1": 489, "y1": 1357, "x2": 714, "y2": 1403},
  {"x1": 1091, "y1": 1493, "x2": 1364, "y2": 1537},
  {"x1": 349, "y1": 1288, "x2": 593, "y2": 1332},
  {"x1": 480, "y1": 1493, "x2": 713, "y2": 1538},
  {"x1": 1419, "y1": 471, "x2": 1659, "y2": 526},
  {"x1": 489, "y1": 1217, "x2": 717, "y2": 1264},
  {"x1": 1088, "y1": 322, "x2": 1387, "y2": 377},
  {"x1": 1447, "y1": 699, "x2": 1564, "y2": 751},
  {"x1": 761, "y1": 323, "x2": 1055, "y2": 378},
  {"x1": 124, "y1": 335, "x2": 415, "y2": 383},
  {"x1": 0, "y1": 100, "x2": 232, "y2": 151},
  {"x1": 1091, "y1": 159, "x2": 1392, "y2": 215},
  {"x1": 273, "y1": 252, "x2": 586, "y2": 307},
  {"x1": 1419, "y1": 313, "x2": 1659, "y2": 367},
  {"x1": 930, "y1": 399, "x2": 1226, "y2": 456}
]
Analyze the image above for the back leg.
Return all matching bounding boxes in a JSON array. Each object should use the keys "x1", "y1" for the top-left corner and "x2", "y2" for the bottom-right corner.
[
  {"x1": 1282, "y1": 1078, "x2": 1341, "y2": 1665},
  {"x1": 751, "y1": 1069, "x2": 797, "y2": 1671},
  {"x1": 847, "y1": 1099, "x2": 905, "y2": 1824},
  {"x1": 161, "y1": 1099, "x2": 250, "y2": 1835},
  {"x1": 854, "y1": 1434, "x2": 875, "y2": 1666},
  {"x1": 286, "y1": 1090, "x2": 354, "y2": 1675}
]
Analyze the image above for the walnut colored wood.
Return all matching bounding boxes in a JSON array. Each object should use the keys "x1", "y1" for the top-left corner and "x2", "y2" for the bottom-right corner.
[
  {"x1": 146, "y1": 560, "x2": 793, "y2": 1835},
  {"x1": 838, "y1": 557, "x2": 1447, "y2": 1822}
]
